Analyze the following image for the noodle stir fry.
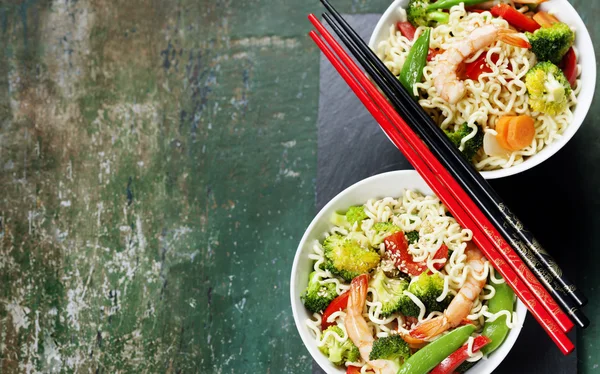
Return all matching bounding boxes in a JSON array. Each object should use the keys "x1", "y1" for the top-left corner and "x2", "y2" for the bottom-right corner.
[
  {"x1": 375, "y1": 3, "x2": 580, "y2": 171},
  {"x1": 302, "y1": 191, "x2": 517, "y2": 373}
]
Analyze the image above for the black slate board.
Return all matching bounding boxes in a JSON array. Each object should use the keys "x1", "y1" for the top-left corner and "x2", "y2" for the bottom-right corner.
[{"x1": 314, "y1": 14, "x2": 577, "y2": 374}]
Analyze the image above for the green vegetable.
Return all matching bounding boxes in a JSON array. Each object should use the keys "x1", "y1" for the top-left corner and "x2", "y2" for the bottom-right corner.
[
  {"x1": 428, "y1": 0, "x2": 489, "y2": 10},
  {"x1": 407, "y1": 0, "x2": 450, "y2": 27},
  {"x1": 444, "y1": 123, "x2": 484, "y2": 161},
  {"x1": 399, "y1": 28, "x2": 431, "y2": 94},
  {"x1": 372, "y1": 269, "x2": 410, "y2": 316},
  {"x1": 371, "y1": 222, "x2": 402, "y2": 246},
  {"x1": 397, "y1": 325, "x2": 476, "y2": 374},
  {"x1": 323, "y1": 234, "x2": 381, "y2": 281},
  {"x1": 406, "y1": 230, "x2": 419, "y2": 244},
  {"x1": 526, "y1": 22, "x2": 575, "y2": 64},
  {"x1": 301, "y1": 271, "x2": 338, "y2": 313},
  {"x1": 318, "y1": 326, "x2": 360, "y2": 365},
  {"x1": 481, "y1": 280, "x2": 515, "y2": 355},
  {"x1": 525, "y1": 61, "x2": 571, "y2": 115},
  {"x1": 330, "y1": 206, "x2": 368, "y2": 229},
  {"x1": 369, "y1": 335, "x2": 411, "y2": 371},
  {"x1": 398, "y1": 272, "x2": 452, "y2": 317},
  {"x1": 346, "y1": 206, "x2": 368, "y2": 225}
]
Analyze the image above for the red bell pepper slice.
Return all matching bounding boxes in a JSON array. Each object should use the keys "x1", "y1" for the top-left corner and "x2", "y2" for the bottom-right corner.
[
  {"x1": 490, "y1": 4, "x2": 541, "y2": 33},
  {"x1": 347, "y1": 365, "x2": 374, "y2": 373},
  {"x1": 321, "y1": 291, "x2": 349, "y2": 330},
  {"x1": 560, "y1": 47, "x2": 577, "y2": 88},
  {"x1": 385, "y1": 232, "x2": 448, "y2": 275},
  {"x1": 385, "y1": 232, "x2": 424, "y2": 276},
  {"x1": 427, "y1": 48, "x2": 444, "y2": 62},
  {"x1": 464, "y1": 53, "x2": 500, "y2": 80},
  {"x1": 397, "y1": 21, "x2": 417, "y2": 41},
  {"x1": 430, "y1": 335, "x2": 491, "y2": 374},
  {"x1": 432, "y1": 244, "x2": 449, "y2": 270}
]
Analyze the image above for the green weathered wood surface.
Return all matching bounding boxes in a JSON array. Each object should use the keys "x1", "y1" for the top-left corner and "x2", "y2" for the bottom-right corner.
[{"x1": 0, "y1": 0, "x2": 597, "y2": 373}]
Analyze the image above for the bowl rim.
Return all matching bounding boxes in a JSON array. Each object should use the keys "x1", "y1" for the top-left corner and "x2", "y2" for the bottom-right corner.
[
  {"x1": 290, "y1": 170, "x2": 527, "y2": 374},
  {"x1": 367, "y1": 0, "x2": 596, "y2": 180}
]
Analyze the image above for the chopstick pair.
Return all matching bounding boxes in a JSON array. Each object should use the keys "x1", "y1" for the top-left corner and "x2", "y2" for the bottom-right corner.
[
  {"x1": 318, "y1": 0, "x2": 588, "y2": 329},
  {"x1": 308, "y1": 11, "x2": 578, "y2": 355}
]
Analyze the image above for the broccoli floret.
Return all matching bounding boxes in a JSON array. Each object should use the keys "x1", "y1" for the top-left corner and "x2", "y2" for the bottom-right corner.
[
  {"x1": 301, "y1": 271, "x2": 338, "y2": 313},
  {"x1": 346, "y1": 206, "x2": 368, "y2": 225},
  {"x1": 406, "y1": 230, "x2": 419, "y2": 244},
  {"x1": 319, "y1": 326, "x2": 360, "y2": 365},
  {"x1": 444, "y1": 123, "x2": 484, "y2": 161},
  {"x1": 398, "y1": 272, "x2": 452, "y2": 317},
  {"x1": 369, "y1": 335, "x2": 411, "y2": 371},
  {"x1": 525, "y1": 61, "x2": 572, "y2": 115},
  {"x1": 407, "y1": 0, "x2": 450, "y2": 27},
  {"x1": 330, "y1": 206, "x2": 368, "y2": 229},
  {"x1": 330, "y1": 212, "x2": 351, "y2": 229},
  {"x1": 409, "y1": 272, "x2": 452, "y2": 311},
  {"x1": 372, "y1": 270, "x2": 410, "y2": 317},
  {"x1": 324, "y1": 234, "x2": 381, "y2": 282},
  {"x1": 371, "y1": 222, "x2": 402, "y2": 246},
  {"x1": 526, "y1": 22, "x2": 575, "y2": 64}
]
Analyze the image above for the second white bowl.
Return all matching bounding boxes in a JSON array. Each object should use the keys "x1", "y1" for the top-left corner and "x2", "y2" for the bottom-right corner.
[{"x1": 367, "y1": 0, "x2": 596, "y2": 179}]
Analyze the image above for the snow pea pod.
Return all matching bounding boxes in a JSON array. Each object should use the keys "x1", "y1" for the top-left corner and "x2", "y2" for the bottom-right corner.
[
  {"x1": 428, "y1": 0, "x2": 490, "y2": 10},
  {"x1": 481, "y1": 280, "x2": 515, "y2": 355},
  {"x1": 399, "y1": 28, "x2": 430, "y2": 95},
  {"x1": 397, "y1": 324, "x2": 476, "y2": 374}
]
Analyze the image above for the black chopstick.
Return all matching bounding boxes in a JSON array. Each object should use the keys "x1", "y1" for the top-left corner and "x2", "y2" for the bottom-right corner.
[{"x1": 320, "y1": 1, "x2": 588, "y2": 327}]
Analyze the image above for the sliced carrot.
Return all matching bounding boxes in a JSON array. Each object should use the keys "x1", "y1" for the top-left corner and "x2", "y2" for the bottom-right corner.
[
  {"x1": 495, "y1": 116, "x2": 515, "y2": 151},
  {"x1": 533, "y1": 11, "x2": 560, "y2": 28},
  {"x1": 506, "y1": 115, "x2": 536, "y2": 150}
]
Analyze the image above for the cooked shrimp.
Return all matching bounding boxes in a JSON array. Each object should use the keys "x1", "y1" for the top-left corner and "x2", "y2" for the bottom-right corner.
[
  {"x1": 409, "y1": 242, "x2": 487, "y2": 340},
  {"x1": 345, "y1": 274, "x2": 398, "y2": 374},
  {"x1": 433, "y1": 25, "x2": 531, "y2": 104}
]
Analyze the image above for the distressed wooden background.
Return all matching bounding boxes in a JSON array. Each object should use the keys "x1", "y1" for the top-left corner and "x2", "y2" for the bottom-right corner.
[{"x1": 0, "y1": 0, "x2": 597, "y2": 373}]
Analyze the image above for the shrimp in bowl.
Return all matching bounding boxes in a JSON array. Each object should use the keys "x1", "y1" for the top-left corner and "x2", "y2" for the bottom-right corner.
[{"x1": 293, "y1": 180, "x2": 523, "y2": 374}]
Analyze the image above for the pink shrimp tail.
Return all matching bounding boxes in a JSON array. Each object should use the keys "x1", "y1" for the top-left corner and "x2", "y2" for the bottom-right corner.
[
  {"x1": 348, "y1": 274, "x2": 369, "y2": 312},
  {"x1": 409, "y1": 316, "x2": 451, "y2": 340}
]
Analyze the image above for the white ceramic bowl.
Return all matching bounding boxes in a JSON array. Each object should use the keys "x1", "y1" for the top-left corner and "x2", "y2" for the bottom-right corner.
[
  {"x1": 368, "y1": 0, "x2": 596, "y2": 179},
  {"x1": 290, "y1": 170, "x2": 527, "y2": 374}
]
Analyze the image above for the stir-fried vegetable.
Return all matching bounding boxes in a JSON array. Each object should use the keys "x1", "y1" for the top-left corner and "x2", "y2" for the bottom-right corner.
[
  {"x1": 397, "y1": 325, "x2": 476, "y2": 374},
  {"x1": 399, "y1": 28, "x2": 431, "y2": 95},
  {"x1": 323, "y1": 234, "x2": 381, "y2": 281},
  {"x1": 525, "y1": 61, "x2": 572, "y2": 115},
  {"x1": 526, "y1": 22, "x2": 575, "y2": 64},
  {"x1": 428, "y1": 0, "x2": 490, "y2": 10},
  {"x1": 533, "y1": 11, "x2": 559, "y2": 28},
  {"x1": 371, "y1": 269, "x2": 410, "y2": 317},
  {"x1": 318, "y1": 326, "x2": 361, "y2": 365},
  {"x1": 491, "y1": 4, "x2": 541, "y2": 33},
  {"x1": 561, "y1": 47, "x2": 578, "y2": 88},
  {"x1": 301, "y1": 271, "x2": 338, "y2": 313},
  {"x1": 444, "y1": 123, "x2": 485, "y2": 161},
  {"x1": 464, "y1": 53, "x2": 500, "y2": 81},
  {"x1": 369, "y1": 335, "x2": 412, "y2": 371},
  {"x1": 430, "y1": 335, "x2": 491, "y2": 374},
  {"x1": 407, "y1": 0, "x2": 450, "y2": 27},
  {"x1": 495, "y1": 115, "x2": 536, "y2": 151},
  {"x1": 481, "y1": 280, "x2": 515, "y2": 355},
  {"x1": 321, "y1": 291, "x2": 349, "y2": 330},
  {"x1": 397, "y1": 21, "x2": 417, "y2": 41},
  {"x1": 384, "y1": 232, "x2": 448, "y2": 276}
]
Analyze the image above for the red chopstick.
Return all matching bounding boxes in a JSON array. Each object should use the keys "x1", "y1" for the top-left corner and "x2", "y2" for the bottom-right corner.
[
  {"x1": 307, "y1": 14, "x2": 573, "y2": 335},
  {"x1": 309, "y1": 18, "x2": 574, "y2": 354}
]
